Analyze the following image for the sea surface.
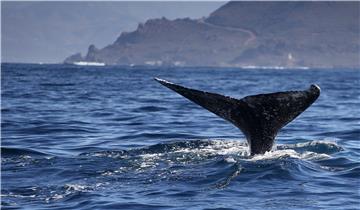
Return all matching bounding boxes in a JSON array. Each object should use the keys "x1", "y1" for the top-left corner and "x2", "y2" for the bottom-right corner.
[{"x1": 1, "y1": 63, "x2": 360, "y2": 210}]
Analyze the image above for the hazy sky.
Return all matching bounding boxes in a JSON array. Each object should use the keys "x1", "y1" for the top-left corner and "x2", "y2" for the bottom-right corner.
[{"x1": 1, "y1": 1, "x2": 225, "y2": 63}]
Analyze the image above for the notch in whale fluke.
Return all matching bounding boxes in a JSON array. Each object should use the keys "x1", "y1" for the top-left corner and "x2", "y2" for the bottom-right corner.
[{"x1": 155, "y1": 78, "x2": 320, "y2": 155}]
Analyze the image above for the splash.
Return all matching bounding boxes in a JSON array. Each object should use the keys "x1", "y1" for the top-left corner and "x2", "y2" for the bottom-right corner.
[{"x1": 81, "y1": 139, "x2": 341, "y2": 162}]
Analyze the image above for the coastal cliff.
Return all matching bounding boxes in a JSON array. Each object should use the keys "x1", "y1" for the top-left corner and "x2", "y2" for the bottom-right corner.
[{"x1": 65, "y1": 1, "x2": 360, "y2": 68}]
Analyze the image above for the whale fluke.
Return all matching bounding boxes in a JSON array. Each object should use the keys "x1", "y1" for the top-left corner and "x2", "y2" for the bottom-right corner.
[{"x1": 155, "y1": 78, "x2": 320, "y2": 155}]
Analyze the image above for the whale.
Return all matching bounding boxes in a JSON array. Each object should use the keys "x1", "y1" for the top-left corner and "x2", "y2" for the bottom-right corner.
[{"x1": 155, "y1": 78, "x2": 321, "y2": 155}]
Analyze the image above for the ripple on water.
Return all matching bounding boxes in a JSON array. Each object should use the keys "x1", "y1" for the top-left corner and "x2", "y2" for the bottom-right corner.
[
  {"x1": 2, "y1": 65, "x2": 359, "y2": 210},
  {"x1": 1, "y1": 138, "x2": 357, "y2": 209}
]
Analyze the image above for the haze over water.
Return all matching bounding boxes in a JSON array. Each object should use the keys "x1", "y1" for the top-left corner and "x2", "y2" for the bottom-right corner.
[{"x1": 1, "y1": 63, "x2": 360, "y2": 209}]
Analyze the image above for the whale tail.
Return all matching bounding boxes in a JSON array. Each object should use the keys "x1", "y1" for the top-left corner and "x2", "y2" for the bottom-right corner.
[{"x1": 155, "y1": 78, "x2": 320, "y2": 155}]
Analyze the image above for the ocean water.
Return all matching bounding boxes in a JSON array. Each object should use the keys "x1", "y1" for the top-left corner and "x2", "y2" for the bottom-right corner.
[{"x1": 1, "y1": 63, "x2": 359, "y2": 210}]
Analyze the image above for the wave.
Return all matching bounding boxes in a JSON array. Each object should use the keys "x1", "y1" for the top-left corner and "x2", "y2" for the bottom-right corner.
[
  {"x1": 2, "y1": 140, "x2": 342, "y2": 163},
  {"x1": 17, "y1": 125, "x2": 98, "y2": 135},
  {"x1": 132, "y1": 106, "x2": 168, "y2": 112},
  {"x1": 1, "y1": 147, "x2": 49, "y2": 157},
  {"x1": 277, "y1": 141, "x2": 343, "y2": 154},
  {"x1": 81, "y1": 139, "x2": 342, "y2": 163},
  {"x1": 2, "y1": 139, "x2": 356, "y2": 209},
  {"x1": 39, "y1": 83, "x2": 76, "y2": 87}
]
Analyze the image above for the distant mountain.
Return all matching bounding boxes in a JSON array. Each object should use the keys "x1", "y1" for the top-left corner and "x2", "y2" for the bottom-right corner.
[
  {"x1": 2, "y1": 2, "x2": 222, "y2": 63},
  {"x1": 64, "y1": 1, "x2": 360, "y2": 68}
]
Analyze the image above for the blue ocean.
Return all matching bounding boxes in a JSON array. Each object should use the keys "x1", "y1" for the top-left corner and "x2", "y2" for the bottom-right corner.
[{"x1": 2, "y1": 63, "x2": 359, "y2": 210}]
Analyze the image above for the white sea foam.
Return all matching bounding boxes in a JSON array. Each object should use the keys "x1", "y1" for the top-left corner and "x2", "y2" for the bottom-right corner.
[
  {"x1": 64, "y1": 184, "x2": 90, "y2": 192},
  {"x1": 173, "y1": 140, "x2": 249, "y2": 156},
  {"x1": 284, "y1": 140, "x2": 339, "y2": 149},
  {"x1": 1, "y1": 193, "x2": 36, "y2": 198},
  {"x1": 168, "y1": 140, "x2": 334, "y2": 162},
  {"x1": 224, "y1": 157, "x2": 237, "y2": 163},
  {"x1": 134, "y1": 140, "x2": 336, "y2": 165},
  {"x1": 73, "y1": 61, "x2": 105, "y2": 66},
  {"x1": 249, "y1": 149, "x2": 330, "y2": 161},
  {"x1": 87, "y1": 140, "x2": 337, "y2": 171},
  {"x1": 43, "y1": 182, "x2": 109, "y2": 202},
  {"x1": 241, "y1": 65, "x2": 310, "y2": 70}
]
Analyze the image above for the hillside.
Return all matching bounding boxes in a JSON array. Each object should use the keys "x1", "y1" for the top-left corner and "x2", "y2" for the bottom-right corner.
[{"x1": 64, "y1": 1, "x2": 360, "y2": 68}]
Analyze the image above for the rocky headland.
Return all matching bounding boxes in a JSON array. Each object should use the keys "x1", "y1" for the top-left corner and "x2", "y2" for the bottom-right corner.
[{"x1": 64, "y1": 1, "x2": 360, "y2": 68}]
